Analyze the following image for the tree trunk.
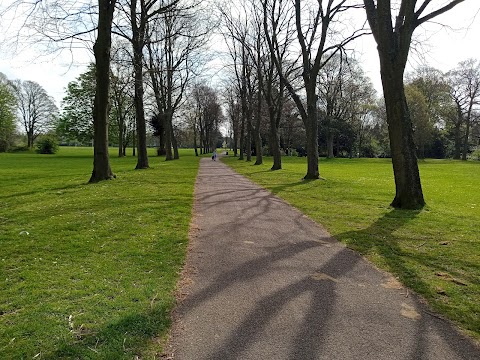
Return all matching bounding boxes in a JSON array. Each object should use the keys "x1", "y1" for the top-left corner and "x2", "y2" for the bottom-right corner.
[
  {"x1": 303, "y1": 89, "x2": 319, "y2": 179},
  {"x1": 270, "y1": 130, "x2": 282, "y2": 170},
  {"x1": 233, "y1": 128, "x2": 238, "y2": 157},
  {"x1": 118, "y1": 113, "x2": 124, "y2": 157},
  {"x1": 89, "y1": 0, "x2": 115, "y2": 183},
  {"x1": 239, "y1": 111, "x2": 245, "y2": 161},
  {"x1": 172, "y1": 125, "x2": 179, "y2": 159},
  {"x1": 381, "y1": 69, "x2": 425, "y2": 209},
  {"x1": 133, "y1": 49, "x2": 149, "y2": 169},
  {"x1": 246, "y1": 119, "x2": 252, "y2": 162},
  {"x1": 165, "y1": 112, "x2": 173, "y2": 160},
  {"x1": 326, "y1": 130, "x2": 334, "y2": 159},
  {"x1": 453, "y1": 104, "x2": 462, "y2": 159},
  {"x1": 462, "y1": 119, "x2": 471, "y2": 161},
  {"x1": 193, "y1": 119, "x2": 198, "y2": 156}
]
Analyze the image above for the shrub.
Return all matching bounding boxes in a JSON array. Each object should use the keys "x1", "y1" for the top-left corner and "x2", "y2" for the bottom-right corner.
[
  {"x1": 469, "y1": 146, "x2": 480, "y2": 161},
  {"x1": 36, "y1": 136, "x2": 59, "y2": 154}
]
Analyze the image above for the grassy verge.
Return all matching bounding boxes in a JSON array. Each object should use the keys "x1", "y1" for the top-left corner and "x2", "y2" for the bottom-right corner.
[
  {"x1": 222, "y1": 155, "x2": 480, "y2": 340},
  {"x1": 0, "y1": 147, "x2": 200, "y2": 359}
]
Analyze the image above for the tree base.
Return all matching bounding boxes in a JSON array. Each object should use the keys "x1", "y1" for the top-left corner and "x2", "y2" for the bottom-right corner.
[
  {"x1": 390, "y1": 196, "x2": 425, "y2": 210},
  {"x1": 89, "y1": 173, "x2": 116, "y2": 183}
]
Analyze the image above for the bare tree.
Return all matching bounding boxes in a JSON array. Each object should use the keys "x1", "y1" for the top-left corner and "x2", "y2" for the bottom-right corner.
[
  {"x1": 111, "y1": 51, "x2": 135, "y2": 157},
  {"x1": 90, "y1": 0, "x2": 117, "y2": 182},
  {"x1": 114, "y1": 0, "x2": 179, "y2": 168},
  {"x1": 10, "y1": 80, "x2": 58, "y2": 148},
  {"x1": 363, "y1": 0, "x2": 468, "y2": 208},
  {"x1": 145, "y1": 1, "x2": 211, "y2": 161},
  {"x1": 0, "y1": 0, "x2": 115, "y2": 181},
  {"x1": 265, "y1": 0, "x2": 366, "y2": 179},
  {"x1": 447, "y1": 58, "x2": 480, "y2": 160},
  {"x1": 261, "y1": 0, "x2": 295, "y2": 170},
  {"x1": 224, "y1": 84, "x2": 241, "y2": 157}
]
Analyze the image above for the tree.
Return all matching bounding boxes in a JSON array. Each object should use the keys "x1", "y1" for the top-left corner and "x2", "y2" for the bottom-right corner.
[
  {"x1": 363, "y1": 0, "x2": 466, "y2": 209},
  {"x1": 114, "y1": 0, "x2": 179, "y2": 168},
  {"x1": 11, "y1": 80, "x2": 58, "y2": 149},
  {"x1": 447, "y1": 58, "x2": 480, "y2": 160},
  {"x1": 260, "y1": 0, "x2": 292, "y2": 169},
  {"x1": 406, "y1": 66, "x2": 453, "y2": 158},
  {"x1": 110, "y1": 54, "x2": 136, "y2": 157},
  {"x1": 192, "y1": 84, "x2": 222, "y2": 154},
  {"x1": 224, "y1": 84, "x2": 241, "y2": 157},
  {"x1": 0, "y1": 0, "x2": 116, "y2": 181},
  {"x1": 0, "y1": 73, "x2": 17, "y2": 152},
  {"x1": 90, "y1": 0, "x2": 117, "y2": 182},
  {"x1": 58, "y1": 64, "x2": 97, "y2": 145},
  {"x1": 145, "y1": 1, "x2": 211, "y2": 161},
  {"x1": 405, "y1": 84, "x2": 431, "y2": 159},
  {"x1": 265, "y1": 0, "x2": 367, "y2": 179}
]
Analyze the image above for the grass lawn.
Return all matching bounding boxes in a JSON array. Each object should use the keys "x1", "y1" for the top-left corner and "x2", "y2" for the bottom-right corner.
[
  {"x1": 0, "y1": 147, "x2": 200, "y2": 359},
  {"x1": 222, "y1": 155, "x2": 480, "y2": 340}
]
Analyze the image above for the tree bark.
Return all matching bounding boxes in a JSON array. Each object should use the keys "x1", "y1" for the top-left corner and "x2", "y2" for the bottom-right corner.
[
  {"x1": 381, "y1": 69, "x2": 424, "y2": 208},
  {"x1": 462, "y1": 118, "x2": 471, "y2": 161},
  {"x1": 303, "y1": 88, "x2": 319, "y2": 179},
  {"x1": 89, "y1": 0, "x2": 116, "y2": 183},
  {"x1": 364, "y1": 0, "x2": 428, "y2": 209},
  {"x1": 131, "y1": 0, "x2": 149, "y2": 169}
]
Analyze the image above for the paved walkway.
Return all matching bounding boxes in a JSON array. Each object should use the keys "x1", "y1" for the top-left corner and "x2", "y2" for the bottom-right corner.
[{"x1": 165, "y1": 157, "x2": 479, "y2": 360}]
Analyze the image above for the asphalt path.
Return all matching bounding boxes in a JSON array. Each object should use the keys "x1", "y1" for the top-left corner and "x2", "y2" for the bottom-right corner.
[{"x1": 165, "y1": 157, "x2": 479, "y2": 360}]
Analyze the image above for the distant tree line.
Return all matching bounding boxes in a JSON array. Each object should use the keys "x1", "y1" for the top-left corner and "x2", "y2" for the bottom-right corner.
[{"x1": 0, "y1": 72, "x2": 59, "y2": 152}]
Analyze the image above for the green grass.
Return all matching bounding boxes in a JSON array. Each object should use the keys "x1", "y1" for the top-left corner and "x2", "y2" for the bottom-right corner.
[
  {"x1": 222, "y1": 155, "x2": 480, "y2": 340},
  {"x1": 0, "y1": 147, "x2": 200, "y2": 359}
]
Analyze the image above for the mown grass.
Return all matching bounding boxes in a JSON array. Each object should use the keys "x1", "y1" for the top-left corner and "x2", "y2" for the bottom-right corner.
[
  {"x1": 222, "y1": 155, "x2": 480, "y2": 340},
  {"x1": 0, "y1": 147, "x2": 200, "y2": 359}
]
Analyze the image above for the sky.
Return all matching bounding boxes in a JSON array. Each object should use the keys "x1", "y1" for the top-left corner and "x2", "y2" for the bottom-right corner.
[{"x1": 0, "y1": 1, "x2": 479, "y2": 107}]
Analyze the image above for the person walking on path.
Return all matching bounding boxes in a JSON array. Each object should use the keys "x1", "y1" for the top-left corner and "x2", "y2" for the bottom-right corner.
[
  {"x1": 212, "y1": 149, "x2": 217, "y2": 161},
  {"x1": 165, "y1": 158, "x2": 480, "y2": 360}
]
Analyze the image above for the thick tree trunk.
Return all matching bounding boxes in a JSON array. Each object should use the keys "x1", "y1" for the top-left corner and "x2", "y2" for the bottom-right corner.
[
  {"x1": 270, "y1": 130, "x2": 282, "y2": 170},
  {"x1": 133, "y1": 50, "x2": 149, "y2": 169},
  {"x1": 381, "y1": 70, "x2": 425, "y2": 209},
  {"x1": 165, "y1": 112, "x2": 173, "y2": 161},
  {"x1": 158, "y1": 121, "x2": 166, "y2": 156},
  {"x1": 233, "y1": 128, "x2": 238, "y2": 157},
  {"x1": 304, "y1": 90, "x2": 319, "y2": 179},
  {"x1": 172, "y1": 126, "x2": 179, "y2": 159},
  {"x1": 89, "y1": 0, "x2": 115, "y2": 183}
]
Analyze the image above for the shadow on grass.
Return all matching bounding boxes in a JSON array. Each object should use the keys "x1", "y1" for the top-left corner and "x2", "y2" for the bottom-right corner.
[
  {"x1": 0, "y1": 182, "x2": 88, "y2": 200},
  {"x1": 45, "y1": 305, "x2": 171, "y2": 359},
  {"x1": 268, "y1": 178, "x2": 318, "y2": 195},
  {"x1": 336, "y1": 209, "x2": 431, "y2": 293}
]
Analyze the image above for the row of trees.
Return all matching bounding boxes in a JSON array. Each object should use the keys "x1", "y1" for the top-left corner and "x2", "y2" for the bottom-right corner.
[
  {"x1": 217, "y1": 0, "x2": 473, "y2": 209},
  {"x1": 1, "y1": 0, "x2": 475, "y2": 209}
]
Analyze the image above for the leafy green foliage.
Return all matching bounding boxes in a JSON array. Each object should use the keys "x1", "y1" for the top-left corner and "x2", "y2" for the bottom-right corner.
[
  {"x1": 0, "y1": 75, "x2": 17, "y2": 152},
  {"x1": 57, "y1": 65, "x2": 96, "y2": 145},
  {"x1": 35, "y1": 135, "x2": 59, "y2": 154},
  {"x1": 0, "y1": 148, "x2": 200, "y2": 358},
  {"x1": 58, "y1": 64, "x2": 120, "y2": 146},
  {"x1": 223, "y1": 155, "x2": 480, "y2": 340}
]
